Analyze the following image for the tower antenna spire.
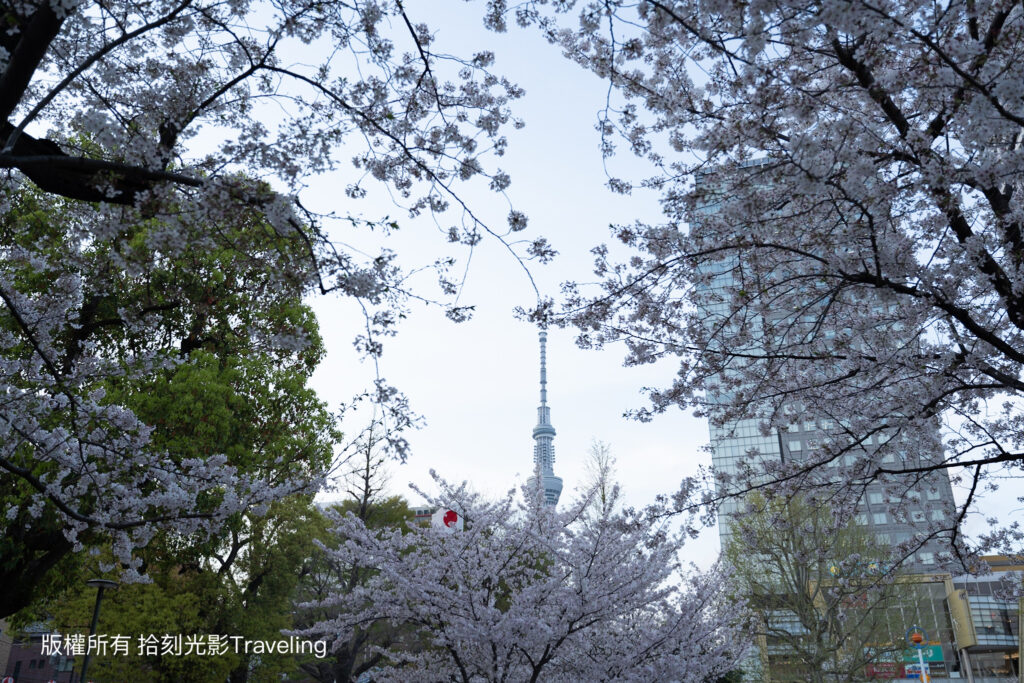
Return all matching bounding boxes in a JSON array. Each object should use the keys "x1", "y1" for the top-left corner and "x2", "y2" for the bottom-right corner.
[{"x1": 532, "y1": 328, "x2": 562, "y2": 506}]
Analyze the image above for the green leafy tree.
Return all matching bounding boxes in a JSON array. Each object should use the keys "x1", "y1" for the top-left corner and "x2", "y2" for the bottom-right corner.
[
  {"x1": 4, "y1": 184, "x2": 340, "y2": 679},
  {"x1": 43, "y1": 496, "x2": 330, "y2": 683},
  {"x1": 1, "y1": 185, "x2": 336, "y2": 617},
  {"x1": 725, "y1": 494, "x2": 905, "y2": 682},
  {"x1": 43, "y1": 557, "x2": 239, "y2": 683}
]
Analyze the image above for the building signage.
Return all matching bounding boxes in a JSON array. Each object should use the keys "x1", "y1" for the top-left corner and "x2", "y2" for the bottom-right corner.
[
  {"x1": 903, "y1": 645, "x2": 943, "y2": 662},
  {"x1": 865, "y1": 661, "x2": 904, "y2": 678},
  {"x1": 906, "y1": 662, "x2": 930, "y2": 680}
]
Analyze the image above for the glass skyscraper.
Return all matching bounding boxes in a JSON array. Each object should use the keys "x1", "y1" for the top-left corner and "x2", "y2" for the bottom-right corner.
[{"x1": 694, "y1": 164, "x2": 959, "y2": 568}]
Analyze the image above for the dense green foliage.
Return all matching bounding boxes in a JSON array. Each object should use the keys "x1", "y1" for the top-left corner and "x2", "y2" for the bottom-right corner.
[
  {"x1": 3, "y1": 185, "x2": 337, "y2": 630},
  {"x1": 41, "y1": 498, "x2": 328, "y2": 682}
]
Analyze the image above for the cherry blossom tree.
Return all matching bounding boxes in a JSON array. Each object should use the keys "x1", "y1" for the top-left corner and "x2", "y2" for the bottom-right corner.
[
  {"x1": 489, "y1": 0, "x2": 1024, "y2": 561},
  {"x1": 291, "y1": 418, "x2": 418, "y2": 683},
  {"x1": 1, "y1": 0, "x2": 530, "y2": 590},
  {"x1": 0, "y1": 187, "x2": 339, "y2": 616},
  {"x1": 297, "y1": 473, "x2": 747, "y2": 682}
]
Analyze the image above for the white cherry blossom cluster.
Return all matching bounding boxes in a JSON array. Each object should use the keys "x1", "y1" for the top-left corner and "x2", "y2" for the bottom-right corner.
[{"x1": 296, "y1": 472, "x2": 746, "y2": 682}]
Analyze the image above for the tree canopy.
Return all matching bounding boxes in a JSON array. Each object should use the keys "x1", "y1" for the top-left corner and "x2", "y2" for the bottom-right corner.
[
  {"x1": 725, "y1": 493, "x2": 907, "y2": 682},
  {"x1": 0, "y1": 0, "x2": 531, "y2": 583},
  {"x1": 490, "y1": 0, "x2": 1024, "y2": 562},
  {"x1": 298, "y1": 472, "x2": 746, "y2": 682},
  {"x1": 0, "y1": 185, "x2": 339, "y2": 614}
]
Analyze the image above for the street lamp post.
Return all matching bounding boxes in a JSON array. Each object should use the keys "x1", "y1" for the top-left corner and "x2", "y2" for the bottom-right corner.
[
  {"x1": 907, "y1": 627, "x2": 930, "y2": 683},
  {"x1": 78, "y1": 579, "x2": 118, "y2": 683}
]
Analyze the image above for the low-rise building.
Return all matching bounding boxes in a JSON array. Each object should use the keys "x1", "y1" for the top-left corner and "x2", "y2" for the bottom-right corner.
[
  {"x1": 1, "y1": 624, "x2": 76, "y2": 682},
  {"x1": 953, "y1": 556, "x2": 1022, "y2": 682}
]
